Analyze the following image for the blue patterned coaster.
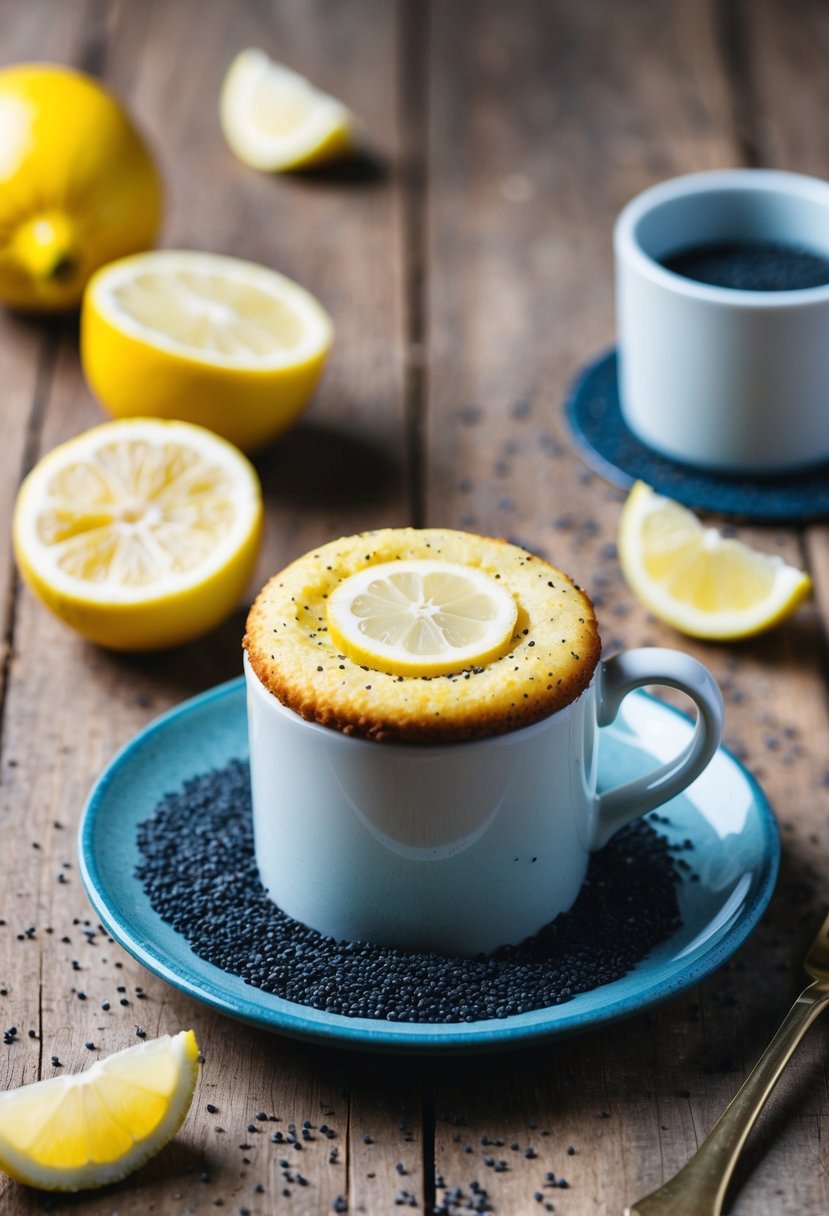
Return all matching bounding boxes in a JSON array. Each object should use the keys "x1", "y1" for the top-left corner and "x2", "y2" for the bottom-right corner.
[{"x1": 565, "y1": 349, "x2": 829, "y2": 521}]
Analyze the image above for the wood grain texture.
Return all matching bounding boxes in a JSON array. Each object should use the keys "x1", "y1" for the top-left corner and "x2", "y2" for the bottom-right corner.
[{"x1": 1, "y1": 0, "x2": 829, "y2": 1213}]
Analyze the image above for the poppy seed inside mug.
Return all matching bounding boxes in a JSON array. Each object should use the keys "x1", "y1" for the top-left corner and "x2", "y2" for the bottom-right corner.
[{"x1": 135, "y1": 759, "x2": 684, "y2": 1023}]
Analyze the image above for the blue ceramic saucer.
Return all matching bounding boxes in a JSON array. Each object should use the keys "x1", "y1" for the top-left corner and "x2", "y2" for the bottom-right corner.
[
  {"x1": 78, "y1": 678, "x2": 779, "y2": 1054},
  {"x1": 565, "y1": 349, "x2": 829, "y2": 521}
]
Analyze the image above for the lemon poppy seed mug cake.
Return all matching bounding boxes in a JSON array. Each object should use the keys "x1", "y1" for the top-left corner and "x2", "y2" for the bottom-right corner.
[{"x1": 244, "y1": 528, "x2": 724, "y2": 956}]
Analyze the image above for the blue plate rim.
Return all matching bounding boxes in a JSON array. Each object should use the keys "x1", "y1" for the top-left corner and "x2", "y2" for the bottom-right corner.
[{"x1": 78, "y1": 677, "x2": 780, "y2": 1055}]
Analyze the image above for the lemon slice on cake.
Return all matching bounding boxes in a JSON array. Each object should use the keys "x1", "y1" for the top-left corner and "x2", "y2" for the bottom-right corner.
[
  {"x1": 13, "y1": 417, "x2": 263, "y2": 651},
  {"x1": 0, "y1": 1030, "x2": 199, "y2": 1192},
  {"x1": 618, "y1": 481, "x2": 811, "y2": 639},
  {"x1": 81, "y1": 250, "x2": 333, "y2": 452},
  {"x1": 220, "y1": 49, "x2": 355, "y2": 171},
  {"x1": 326, "y1": 559, "x2": 519, "y2": 676}
]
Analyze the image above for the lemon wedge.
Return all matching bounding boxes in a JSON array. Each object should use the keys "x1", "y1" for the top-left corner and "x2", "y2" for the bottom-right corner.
[
  {"x1": 13, "y1": 418, "x2": 263, "y2": 651},
  {"x1": 0, "y1": 1030, "x2": 199, "y2": 1192},
  {"x1": 326, "y1": 560, "x2": 519, "y2": 676},
  {"x1": 81, "y1": 250, "x2": 333, "y2": 453},
  {"x1": 220, "y1": 48, "x2": 355, "y2": 171},
  {"x1": 618, "y1": 481, "x2": 811, "y2": 639}
]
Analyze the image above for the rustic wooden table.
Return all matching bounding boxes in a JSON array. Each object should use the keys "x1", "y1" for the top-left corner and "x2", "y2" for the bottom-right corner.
[{"x1": 3, "y1": 1, "x2": 829, "y2": 1212}]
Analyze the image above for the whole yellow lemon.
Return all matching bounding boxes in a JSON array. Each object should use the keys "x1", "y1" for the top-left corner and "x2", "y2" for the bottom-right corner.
[{"x1": 0, "y1": 63, "x2": 161, "y2": 312}]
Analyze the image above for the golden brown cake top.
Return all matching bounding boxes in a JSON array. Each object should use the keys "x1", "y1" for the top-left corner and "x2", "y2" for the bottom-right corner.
[{"x1": 244, "y1": 527, "x2": 601, "y2": 743}]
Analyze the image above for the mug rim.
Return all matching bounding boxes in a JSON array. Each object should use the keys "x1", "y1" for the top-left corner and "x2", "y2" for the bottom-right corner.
[
  {"x1": 243, "y1": 652, "x2": 588, "y2": 755},
  {"x1": 614, "y1": 167, "x2": 829, "y2": 309}
]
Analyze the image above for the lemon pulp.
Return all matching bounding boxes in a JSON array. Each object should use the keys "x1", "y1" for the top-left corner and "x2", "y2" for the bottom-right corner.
[
  {"x1": 326, "y1": 559, "x2": 519, "y2": 676},
  {"x1": 111, "y1": 266, "x2": 307, "y2": 359},
  {"x1": 618, "y1": 481, "x2": 811, "y2": 639},
  {"x1": 0, "y1": 1030, "x2": 199, "y2": 1192}
]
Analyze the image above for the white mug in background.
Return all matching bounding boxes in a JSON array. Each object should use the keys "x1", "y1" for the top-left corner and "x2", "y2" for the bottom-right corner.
[
  {"x1": 614, "y1": 168, "x2": 829, "y2": 473},
  {"x1": 245, "y1": 648, "x2": 723, "y2": 957}
]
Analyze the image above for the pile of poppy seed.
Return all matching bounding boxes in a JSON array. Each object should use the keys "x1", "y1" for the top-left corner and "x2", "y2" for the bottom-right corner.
[{"x1": 135, "y1": 759, "x2": 685, "y2": 1023}]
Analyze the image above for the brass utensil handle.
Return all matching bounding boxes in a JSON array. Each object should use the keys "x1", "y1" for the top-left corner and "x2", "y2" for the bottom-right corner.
[{"x1": 626, "y1": 981, "x2": 829, "y2": 1216}]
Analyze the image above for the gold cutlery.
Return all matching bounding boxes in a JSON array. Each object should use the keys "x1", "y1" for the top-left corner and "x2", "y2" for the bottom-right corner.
[{"x1": 626, "y1": 909, "x2": 829, "y2": 1215}]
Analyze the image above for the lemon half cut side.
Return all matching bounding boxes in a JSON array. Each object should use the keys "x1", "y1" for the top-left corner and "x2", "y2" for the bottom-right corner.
[
  {"x1": 618, "y1": 481, "x2": 811, "y2": 640},
  {"x1": 326, "y1": 559, "x2": 519, "y2": 677},
  {"x1": 81, "y1": 250, "x2": 333, "y2": 452},
  {"x1": 220, "y1": 48, "x2": 355, "y2": 171},
  {"x1": 12, "y1": 417, "x2": 263, "y2": 650},
  {"x1": 0, "y1": 1030, "x2": 199, "y2": 1192}
]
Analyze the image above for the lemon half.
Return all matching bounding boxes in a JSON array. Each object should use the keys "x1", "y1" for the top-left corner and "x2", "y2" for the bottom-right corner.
[
  {"x1": 618, "y1": 481, "x2": 811, "y2": 640},
  {"x1": 13, "y1": 417, "x2": 263, "y2": 650},
  {"x1": 81, "y1": 250, "x2": 333, "y2": 452},
  {"x1": 220, "y1": 48, "x2": 355, "y2": 171},
  {"x1": 0, "y1": 1030, "x2": 199, "y2": 1192},
  {"x1": 326, "y1": 559, "x2": 519, "y2": 676}
]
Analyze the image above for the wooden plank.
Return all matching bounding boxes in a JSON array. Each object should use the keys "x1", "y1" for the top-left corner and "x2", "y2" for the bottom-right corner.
[
  {"x1": 719, "y1": 1, "x2": 829, "y2": 1210},
  {"x1": 423, "y1": 0, "x2": 736, "y2": 542},
  {"x1": 424, "y1": 1, "x2": 829, "y2": 1214},
  {"x1": 0, "y1": 0, "x2": 412, "y2": 1212},
  {"x1": 0, "y1": 0, "x2": 104, "y2": 1111},
  {"x1": 746, "y1": 0, "x2": 829, "y2": 629},
  {"x1": 106, "y1": 0, "x2": 411, "y2": 576}
]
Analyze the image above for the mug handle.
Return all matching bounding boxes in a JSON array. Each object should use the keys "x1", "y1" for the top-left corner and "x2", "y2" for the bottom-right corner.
[{"x1": 591, "y1": 647, "x2": 724, "y2": 849}]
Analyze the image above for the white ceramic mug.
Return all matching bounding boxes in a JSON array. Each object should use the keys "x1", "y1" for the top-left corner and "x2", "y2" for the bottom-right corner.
[
  {"x1": 614, "y1": 168, "x2": 829, "y2": 472},
  {"x1": 244, "y1": 648, "x2": 723, "y2": 957}
]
